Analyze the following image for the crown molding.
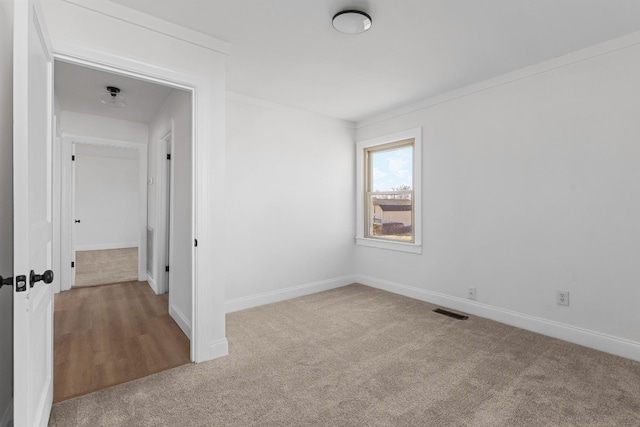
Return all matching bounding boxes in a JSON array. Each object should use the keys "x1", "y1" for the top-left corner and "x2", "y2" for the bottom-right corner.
[
  {"x1": 226, "y1": 91, "x2": 356, "y2": 129},
  {"x1": 357, "y1": 30, "x2": 640, "y2": 129},
  {"x1": 61, "y1": 0, "x2": 230, "y2": 55}
]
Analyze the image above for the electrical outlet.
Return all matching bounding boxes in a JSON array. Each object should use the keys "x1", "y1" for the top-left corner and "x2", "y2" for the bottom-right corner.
[
  {"x1": 468, "y1": 287, "x2": 476, "y2": 300},
  {"x1": 556, "y1": 290, "x2": 570, "y2": 306}
]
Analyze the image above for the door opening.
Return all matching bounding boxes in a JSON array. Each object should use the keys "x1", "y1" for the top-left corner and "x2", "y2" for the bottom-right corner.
[
  {"x1": 52, "y1": 58, "x2": 194, "y2": 401},
  {"x1": 70, "y1": 141, "x2": 143, "y2": 288}
]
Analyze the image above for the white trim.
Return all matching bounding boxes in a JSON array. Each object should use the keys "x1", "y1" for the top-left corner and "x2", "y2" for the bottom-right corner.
[
  {"x1": 356, "y1": 127, "x2": 422, "y2": 254},
  {"x1": 75, "y1": 242, "x2": 138, "y2": 251},
  {"x1": 146, "y1": 274, "x2": 158, "y2": 295},
  {"x1": 52, "y1": 42, "x2": 198, "y2": 93},
  {"x1": 0, "y1": 398, "x2": 12, "y2": 427},
  {"x1": 157, "y1": 128, "x2": 173, "y2": 296},
  {"x1": 225, "y1": 275, "x2": 355, "y2": 313},
  {"x1": 355, "y1": 237, "x2": 422, "y2": 254},
  {"x1": 357, "y1": 30, "x2": 640, "y2": 129},
  {"x1": 226, "y1": 91, "x2": 356, "y2": 129},
  {"x1": 209, "y1": 338, "x2": 229, "y2": 360},
  {"x1": 52, "y1": 134, "x2": 62, "y2": 293},
  {"x1": 62, "y1": 133, "x2": 145, "y2": 148},
  {"x1": 356, "y1": 275, "x2": 640, "y2": 363},
  {"x1": 169, "y1": 303, "x2": 191, "y2": 339},
  {"x1": 60, "y1": 0, "x2": 230, "y2": 55}
]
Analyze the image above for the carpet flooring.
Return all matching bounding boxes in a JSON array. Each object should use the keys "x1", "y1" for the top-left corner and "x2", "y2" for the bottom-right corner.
[
  {"x1": 74, "y1": 248, "x2": 138, "y2": 287},
  {"x1": 49, "y1": 284, "x2": 640, "y2": 426}
]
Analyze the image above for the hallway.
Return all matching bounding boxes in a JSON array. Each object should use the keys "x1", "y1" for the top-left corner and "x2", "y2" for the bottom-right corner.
[{"x1": 54, "y1": 281, "x2": 190, "y2": 402}]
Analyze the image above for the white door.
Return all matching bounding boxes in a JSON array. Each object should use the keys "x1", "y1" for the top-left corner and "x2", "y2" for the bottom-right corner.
[{"x1": 13, "y1": 0, "x2": 55, "y2": 425}]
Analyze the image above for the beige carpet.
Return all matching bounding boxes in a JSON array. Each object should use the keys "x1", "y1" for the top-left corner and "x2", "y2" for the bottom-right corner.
[
  {"x1": 74, "y1": 248, "x2": 138, "y2": 287},
  {"x1": 49, "y1": 284, "x2": 640, "y2": 426}
]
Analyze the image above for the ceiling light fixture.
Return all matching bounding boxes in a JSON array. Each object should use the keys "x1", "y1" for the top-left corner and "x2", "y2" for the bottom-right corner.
[
  {"x1": 332, "y1": 10, "x2": 372, "y2": 34},
  {"x1": 100, "y1": 86, "x2": 126, "y2": 108}
]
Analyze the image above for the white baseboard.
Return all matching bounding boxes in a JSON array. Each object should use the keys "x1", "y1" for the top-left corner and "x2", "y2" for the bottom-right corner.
[
  {"x1": 356, "y1": 275, "x2": 640, "y2": 363},
  {"x1": 0, "y1": 397, "x2": 12, "y2": 427},
  {"x1": 225, "y1": 275, "x2": 355, "y2": 313},
  {"x1": 209, "y1": 338, "x2": 229, "y2": 360},
  {"x1": 169, "y1": 303, "x2": 191, "y2": 339},
  {"x1": 146, "y1": 274, "x2": 158, "y2": 294},
  {"x1": 75, "y1": 242, "x2": 138, "y2": 251}
]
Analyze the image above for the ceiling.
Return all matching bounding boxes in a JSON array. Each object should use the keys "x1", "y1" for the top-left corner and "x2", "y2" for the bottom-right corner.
[
  {"x1": 55, "y1": 60, "x2": 175, "y2": 124},
  {"x1": 101, "y1": 0, "x2": 640, "y2": 123}
]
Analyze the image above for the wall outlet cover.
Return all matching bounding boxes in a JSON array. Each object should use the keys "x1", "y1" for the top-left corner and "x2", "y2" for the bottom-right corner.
[
  {"x1": 468, "y1": 287, "x2": 476, "y2": 300},
  {"x1": 556, "y1": 290, "x2": 570, "y2": 306}
]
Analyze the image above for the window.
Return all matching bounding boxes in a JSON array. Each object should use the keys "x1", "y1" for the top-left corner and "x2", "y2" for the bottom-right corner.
[{"x1": 356, "y1": 128, "x2": 421, "y2": 253}]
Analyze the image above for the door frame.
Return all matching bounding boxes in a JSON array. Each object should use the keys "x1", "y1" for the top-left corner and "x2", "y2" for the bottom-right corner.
[
  {"x1": 51, "y1": 48, "x2": 203, "y2": 362},
  {"x1": 157, "y1": 128, "x2": 173, "y2": 296},
  {"x1": 59, "y1": 136, "x2": 148, "y2": 291}
]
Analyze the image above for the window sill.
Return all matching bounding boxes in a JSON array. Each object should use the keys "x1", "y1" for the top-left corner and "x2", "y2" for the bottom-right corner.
[{"x1": 355, "y1": 237, "x2": 422, "y2": 254}]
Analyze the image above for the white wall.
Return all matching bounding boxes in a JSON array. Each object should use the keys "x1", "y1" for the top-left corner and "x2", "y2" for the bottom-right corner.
[
  {"x1": 0, "y1": 1, "x2": 12, "y2": 424},
  {"x1": 74, "y1": 145, "x2": 139, "y2": 250},
  {"x1": 60, "y1": 111, "x2": 148, "y2": 144},
  {"x1": 147, "y1": 89, "x2": 192, "y2": 336},
  {"x1": 356, "y1": 40, "x2": 640, "y2": 360},
  {"x1": 224, "y1": 94, "x2": 356, "y2": 311}
]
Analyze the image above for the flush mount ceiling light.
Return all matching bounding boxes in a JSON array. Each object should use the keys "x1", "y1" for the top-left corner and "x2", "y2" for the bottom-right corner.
[
  {"x1": 100, "y1": 86, "x2": 126, "y2": 108},
  {"x1": 332, "y1": 10, "x2": 372, "y2": 34}
]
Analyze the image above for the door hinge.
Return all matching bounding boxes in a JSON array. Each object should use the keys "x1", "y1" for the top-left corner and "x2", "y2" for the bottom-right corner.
[
  {"x1": 166, "y1": 154, "x2": 171, "y2": 160},
  {"x1": 16, "y1": 275, "x2": 27, "y2": 292},
  {"x1": 165, "y1": 265, "x2": 169, "y2": 272},
  {"x1": 194, "y1": 239, "x2": 198, "y2": 247},
  {"x1": 71, "y1": 261, "x2": 75, "y2": 268},
  {"x1": 0, "y1": 275, "x2": 13, "y2": 290},
  {"x1": 72, "y1": 155, "x2": 75, "y2": 161}
]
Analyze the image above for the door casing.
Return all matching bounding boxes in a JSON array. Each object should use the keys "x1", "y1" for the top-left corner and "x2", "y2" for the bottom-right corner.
[{"x1": 51, "y1": 51, "x2": 199, "y2": 362}]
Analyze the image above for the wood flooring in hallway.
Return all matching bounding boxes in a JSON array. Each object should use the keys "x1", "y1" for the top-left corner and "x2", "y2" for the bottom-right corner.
[{"x1": 54, "y1": 281, "x2": 191, "y2": 402}]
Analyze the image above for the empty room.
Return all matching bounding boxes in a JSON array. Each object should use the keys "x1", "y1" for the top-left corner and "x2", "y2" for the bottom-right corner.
[{"x1": 1, "y1": 0, "x2": 640, "y2": 426}]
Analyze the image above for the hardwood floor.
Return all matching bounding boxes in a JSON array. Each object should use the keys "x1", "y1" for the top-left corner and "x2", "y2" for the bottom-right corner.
[{"x1": 54, "y1": 281, "x2": 190, "y2": 402}]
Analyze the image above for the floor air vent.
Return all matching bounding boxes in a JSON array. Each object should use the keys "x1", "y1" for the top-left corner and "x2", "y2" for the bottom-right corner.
[{"x1": 433, "y1": 308, "x2": 469, "y2": 320}]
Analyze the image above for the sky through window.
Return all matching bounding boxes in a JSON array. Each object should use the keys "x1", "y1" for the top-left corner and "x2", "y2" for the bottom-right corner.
[{"x1": 371, "y1": 146, "x2": 413, "y2": 191}]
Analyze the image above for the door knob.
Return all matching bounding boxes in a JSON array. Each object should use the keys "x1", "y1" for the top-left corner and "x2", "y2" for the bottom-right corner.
[
  {"x1": 30, "y1": 270, "x2": 54, "y2": 288},
  {"x1": 0, "y1": 275, "x2": 12, "y2": 289}
]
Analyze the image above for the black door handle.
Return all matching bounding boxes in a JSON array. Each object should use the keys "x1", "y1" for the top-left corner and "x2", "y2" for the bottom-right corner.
[
  {"x1": 0, "y1": 275, "x2": 12, "y2": 289},
  {"x1": 75, "y1": 219, "x2": 81, "y2": 223},
  {"x1": 30, "y1": 270, "x2": 54, "y2": 288}
]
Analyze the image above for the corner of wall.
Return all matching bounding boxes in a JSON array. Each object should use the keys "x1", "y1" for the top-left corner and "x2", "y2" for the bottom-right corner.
[
  {"x1": 225, "y1": 275, "x2": 356, "y2": 313},
  {"x1": 146, "y1": 274, "x2": 159, "y2": 295},
  {"x1": 169, "y1": 303, "x2": 192, "y2": 340}
]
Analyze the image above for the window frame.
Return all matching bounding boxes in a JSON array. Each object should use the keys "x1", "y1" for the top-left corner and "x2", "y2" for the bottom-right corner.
[{"x1": 356, "y1": 127, "x2": 422, "y2": 254}]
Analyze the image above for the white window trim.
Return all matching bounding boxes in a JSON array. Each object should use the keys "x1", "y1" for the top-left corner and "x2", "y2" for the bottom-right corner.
[{"x1": 356, "y1": 127, "x2": 422, "y2": 254}]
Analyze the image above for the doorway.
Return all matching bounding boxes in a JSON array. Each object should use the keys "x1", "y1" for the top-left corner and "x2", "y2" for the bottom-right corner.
[
  {"x1": 52, "y1": 58, "x2": 194, "y2": 401},
  {"x1": 69, "y1": 141, "x2": 145, "y2": 288}
]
